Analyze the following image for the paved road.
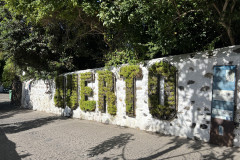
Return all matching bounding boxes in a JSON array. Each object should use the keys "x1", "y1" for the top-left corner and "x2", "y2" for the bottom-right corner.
[{"x1": 1, "y1": 93, "x2": 240, "y2": 160}]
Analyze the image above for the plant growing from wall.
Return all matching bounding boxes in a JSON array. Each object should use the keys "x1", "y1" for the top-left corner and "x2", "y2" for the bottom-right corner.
[
  {"x1": 148, "y1": 61, "x2": 177, "y2": 120},
  {"x1": 98, "y1": 70, "x2": 117, "y2": 115},
  {"x1": 79, "y1": 72, "x2": 96, "y2": 111},
  {"x1": 54, "y1": 76, "x2": 65, "y2": 108},
  {"x1": 120, "y1": 65, "x2": 142, "y2": 117},
  {"x1": 66, "y1": 74, "x2": 78, "y2": 110}
]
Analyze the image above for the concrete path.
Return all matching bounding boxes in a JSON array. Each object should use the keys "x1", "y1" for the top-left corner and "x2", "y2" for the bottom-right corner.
[{"x1": 1, "y1": 93, "x2": 240, "y2": 160}]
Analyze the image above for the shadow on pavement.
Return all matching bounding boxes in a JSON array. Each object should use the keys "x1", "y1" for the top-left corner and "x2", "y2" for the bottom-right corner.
[
  {"x1": 0, "y1": 108, "x2": 32, "y2": 120},
  {"x1": 0, "y1": 92, "x2": 18, "y2": 111},
  {"x1": 138, "y1": 136, "x2": 238, "y2": 160},
  {"x1": 0, "y1": 116, "x2": 66, "y2": 134},
  {"x1": 87, "y1": 133, "x2": 134, "y2": 158},
  {"x1": 95, "y1": 134, "x2": 239, "y2": 160},
  {"x1": 0, "y1": 100, "x2": 32, "y2": 120},
  {"x1": 0, "y1": 101, "x2": 13, "y2": 109},
  {"x1": 0, "y1": 129, "x2": 31, "y2": 160}
]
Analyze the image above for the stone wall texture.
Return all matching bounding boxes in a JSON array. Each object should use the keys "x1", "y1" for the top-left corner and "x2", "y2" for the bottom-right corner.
[{"x1": 21, "y1": 45, "x2": 240, "y2": 146}]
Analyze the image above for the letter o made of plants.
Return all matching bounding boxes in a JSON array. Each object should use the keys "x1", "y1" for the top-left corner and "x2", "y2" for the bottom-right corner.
[
  {"x1": 66, "y1": 74, "x2": 78, "y2": 110},
  {"x1": 148, "y1": 61, "x2": 177, "y2": 120},
  {"x1": 120, "y1": 65, "x2": 142, "y2": 117},
  {"x1": 98, "y1": 70, "x2": 117, "y2": 115},
  {"x1": 54, "y1": 76, "x2": 65, "y2": 108},
  {"x1": 79, "y1": 72, "x2": 96, "y2": 112}
]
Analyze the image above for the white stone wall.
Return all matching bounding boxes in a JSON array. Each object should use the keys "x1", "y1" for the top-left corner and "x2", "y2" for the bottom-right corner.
[
  {"x1": 21, "y1": 80, "x2": 64, "y2": 115},
  {"x1": 21, "y1": 45, "x2": 240, "y2": 146}
]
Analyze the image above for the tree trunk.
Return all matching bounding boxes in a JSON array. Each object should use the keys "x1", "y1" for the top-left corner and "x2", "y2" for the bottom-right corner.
[
  {"x1": 226, "y1": 26, "x2": 235, "y2": 45},
  {"x1": 220, "y1": 22, "x2": 235, "y2": 45}
]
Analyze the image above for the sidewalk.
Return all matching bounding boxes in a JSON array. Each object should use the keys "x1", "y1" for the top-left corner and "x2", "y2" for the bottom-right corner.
[{"x1": 1, "y1": 93, "x2": 240, "y2": 160}]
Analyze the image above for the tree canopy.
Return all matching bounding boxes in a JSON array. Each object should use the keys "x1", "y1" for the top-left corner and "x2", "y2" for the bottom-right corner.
[
  {"x1": 0, "y1": 0, "x2": 239, "y2": 80},
  {"x1": 0, "y1": 0, "x2": 107, "y2": 80}
]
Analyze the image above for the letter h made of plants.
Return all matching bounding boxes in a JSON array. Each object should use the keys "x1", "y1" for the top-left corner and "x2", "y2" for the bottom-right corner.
[{"x1": 97, "y1": 70, "x2": 117, "y2": 115}]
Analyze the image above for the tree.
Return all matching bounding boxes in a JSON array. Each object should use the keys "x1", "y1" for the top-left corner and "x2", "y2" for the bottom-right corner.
[
  {"x1": 211, "y1": 0, "x2": 239, "y2": 45},
  {"x1": 0, "y1": 52, "x2": 5, "y2": 83},
  {"x1": 0, "y1": 1, "x2": 107, "y2": 80},
  {"x1": 98, "y1": 0, "x2": 239, "y2": 61},
  {"x1": 1, "y1": 58, "x2": 16, "y2": 87},
  {"x1": 0, "y1": 0, "x2": 239, "y2": 80}
]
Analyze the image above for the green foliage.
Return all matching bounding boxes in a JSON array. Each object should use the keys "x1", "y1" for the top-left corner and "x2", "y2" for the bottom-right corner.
[
  {"x1": 2, "y1": 0, "x2": 100, "y2": 24},
  {"x1": 54, "y1": 76, "x2": 65, "y2": 108},
  {"x1": 99, "y1": 0, "x2": 240, "y2": 61},
  {"x1": 1, "y1": 0, "x2": 240, "y2": 77},
  {"x1": 79, "y1": 72, "x2": 96, "y2": 112},
  {"x1": 0, "y1": 1, "x2": 106, "y2": 80},
  {"x1": 148, "y1": 61, "x2": 177, "y2": 120},
  {"x1": 66, "y1": 74, "x2": 78, "y2": 110},
  {"x1": 105, "y1": 49, "x2": 142, "y2": 67},
  {"x1": 1, "y1": 58, "x2": 16, "y2": 87},
  {"x1": 120, "y1": 65, "x2": 142, "y2": 117},
  {"x1": 80, "y1": 101, "x2": 96, "y2": 112},
  {"x1": 98, "y1": 70, "x2": 117, "y2": 115}
]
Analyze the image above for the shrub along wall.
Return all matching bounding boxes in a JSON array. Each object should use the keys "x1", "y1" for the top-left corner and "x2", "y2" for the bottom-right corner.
[{"x1": 21, "y1": 46, "x2": 240, "y2": 147}]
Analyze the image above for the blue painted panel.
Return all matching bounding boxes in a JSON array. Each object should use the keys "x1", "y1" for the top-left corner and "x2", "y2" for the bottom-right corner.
[
  {"x1": 212, "y1": 65, "x2": 236, "y2": 121},
  {"x1": 212, "y1": 100, "x2": 234, "y2": 111},
  {"x1": 213, "y1": 66, "x2": 236, "y2": 91}
]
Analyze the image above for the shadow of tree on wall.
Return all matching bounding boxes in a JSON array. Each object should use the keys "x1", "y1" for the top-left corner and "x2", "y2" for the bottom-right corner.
[
  {"x1": 87, "y1": 133, "x2": 134, "y2": 158},
  {"x1": 0, "y1": 116, "x2": 66, "y2": 134},
  {"x1": 0, "y1": 129, "x2": 31, "y2": 160}
]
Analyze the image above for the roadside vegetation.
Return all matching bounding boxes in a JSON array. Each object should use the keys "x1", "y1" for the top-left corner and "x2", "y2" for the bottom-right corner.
[{"x1": 0, "y1": 0, "x2": 239, "y2": 84}]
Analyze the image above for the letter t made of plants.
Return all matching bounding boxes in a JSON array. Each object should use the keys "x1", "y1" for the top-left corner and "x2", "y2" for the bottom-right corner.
[{"x1": 120, "y1": 65, "x2": 142, "y2": 117}]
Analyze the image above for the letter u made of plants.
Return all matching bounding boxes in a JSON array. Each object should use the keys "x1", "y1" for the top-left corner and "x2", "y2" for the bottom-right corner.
[
  {"x1": 120, "y1": 65, "x2": 142, "y2": 117},
  {"x1": 79, "y1": 72, "x2": 96, "y2": 111},
  {"x1": 148, "y1": 61, "x2": 177, "y2": 120},
  {"x1": 54, "y1": 76, "x2": 65, "y2": 108},
  {"x1": 66, "y1": 74, "x2": 78, "y2": 110},
  {"x1": 98, "y1": 70, "x2": 117, "y2": 115}
]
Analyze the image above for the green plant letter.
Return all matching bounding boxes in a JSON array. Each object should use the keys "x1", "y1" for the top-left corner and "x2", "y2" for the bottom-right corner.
[
  {"x1": 66, "y1": 74, "x2": 78, "y2": 110},
  {"x1": 54, "y1": 76, "x2": 65, "y2": 108},
  {"x1": 120, "y1": 65, "x2": 142, "y2": 117},
  {"x1": 148, "y1": 61, "x2": 177, "y2": 120},
  {"x1": 79, "y1": 72, "x2": 96, "y2": 111},
  {"x1": 98, "y1": 70, "x2": 117, "y2": 115}
]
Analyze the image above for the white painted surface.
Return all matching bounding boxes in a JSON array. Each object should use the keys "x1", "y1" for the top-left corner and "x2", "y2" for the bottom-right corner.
[
  {"x1": 213, "y1": 90, "x2": 235, "y2": 102},
  {"x1": 21, "y1": 45, "x2": 240, "y2": 146}
]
